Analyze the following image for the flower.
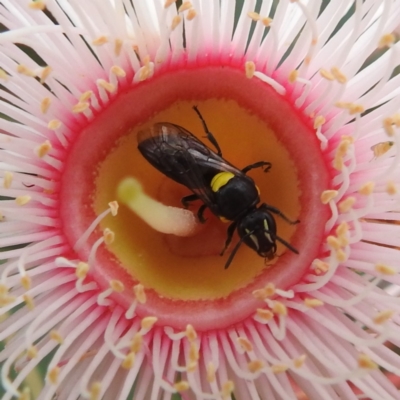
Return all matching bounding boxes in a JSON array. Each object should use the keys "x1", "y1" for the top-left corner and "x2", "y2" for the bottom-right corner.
[{"x1": 1, "y1": 1, "x2": 400, "y2": 399}]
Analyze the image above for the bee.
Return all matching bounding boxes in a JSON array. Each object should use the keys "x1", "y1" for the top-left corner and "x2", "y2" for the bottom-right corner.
[{"x1": 137, "y1": 106, "x2": 299, "y2": 268}]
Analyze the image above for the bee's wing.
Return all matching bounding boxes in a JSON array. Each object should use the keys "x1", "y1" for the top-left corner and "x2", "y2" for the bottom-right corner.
[{"x1": 137, "y1": 123, "x2": 243, "y2": 209}]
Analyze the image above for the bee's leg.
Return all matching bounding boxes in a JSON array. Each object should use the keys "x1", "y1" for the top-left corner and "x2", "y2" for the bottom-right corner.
[
  {"x1": 220, "y1": 221, "x2": 237, "y2": 256},
  {"x1": 192, "y1": 105, "x2": 222, "y2": 156},
  {"x1": 242, "y1": 161, "x2": 272, "y2": 174},
  {"x1": 260, "y1": 203, "x2": 300, "y2": 225},
  {"x1": 181, "y1": 193, "x2": 199, "y2": 208},
  {"x1": 197, "y1": 204, "x2": 208, "y2": 223}
]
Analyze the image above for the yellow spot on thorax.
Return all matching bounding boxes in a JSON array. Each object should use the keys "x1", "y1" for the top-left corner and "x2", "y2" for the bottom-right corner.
[{"x1": 210, "y1": 171, "x2": 235, "y2": 193}]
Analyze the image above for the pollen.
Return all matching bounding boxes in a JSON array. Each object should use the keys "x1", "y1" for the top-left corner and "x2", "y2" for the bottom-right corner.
[
  {"x1": 327, "y1": 235, "x2": 341, "y2": 250},
  {"x1": 252, "y1": 288, "x2": 269, "y2": 300},
  {"x1": 245, "y1": 61, "x2": 256, "y2": 79},
  {"x1": 28, "y1": 1, "x2": 45, "y2": 10},
  {"x1": 272, "y1": 301, "x2": 287, "y2": 316},
  {"x1": 336, "y1": 249, "x2": 347, "y2": 262},
  {"x1": 103, "y1": 228, "x2": 115, "y2": 244},
  {"x1": 130, "y1": 333, "x2": 142, "y2": 353},
  {"x1": 383, "y1": 117, "x2": 395, "y2": 136},
  {"x1": 17, "y1": 64, "x2": 36, "y2": 77},
  {"x1": 47, "y1": 366, "x2": 60, "y2": 384},
  {"x1": 164, "y1": 0, "x2": 177, "y2": 7},
  {"x1": 336, "y1": 221, "x2": 349, "y2": 237},
  {"x1": 138, "y1": 64, "x2": 152, "y2": 81},
  {"x1": 20, "y1": 274, "x2": 32, "y2": 289},
  {"x1": 79, "y1": 91, "x2": 93, "y2": 102},
  {"x1": 141, "y1": 316, "x2": 158, "y2": 330},
  {"x1": 27, "y1": 345, "x2": 38, "y2": 359},
  {"x1": 23, "y1": 294, "x2": 35, "y2": 310},
  {"x1": 319, "y1": 68, "x2": 335, "y2": 81},
  {"x1": 16, "y1": 195, "x2": 32, "y2": 206},
  {"x1": 221, "y1": 381, "x2": 234, "y2": 397},
  {"x1": 121, "y1": 352, "x2": 135, "y2": 369},
  {"x1": 248, "y1": 359, "x2": 265, "y2": 373},
  {"x1": 358, "y1": 354, "x2": 378, "y2": 369},
  {"x1": 247, "y1": 12, "x2": 260, "y2": 21},
  {"x1": 171, "y1": 15, "x2": 182, "y2": 30},
  {"x1": 206, "y1": 362, "x2": 216, "y2": 382},
  {"x1": 114, "y1": 38, "x2": 123, "y2": 56},
  {"x1": 3, "y1": 171, "x2": 13, "y2": 189},
  {"x1": 304, "y1": 298, "x2": 324, "y2": 308},
  {"x1": 89, "y1": 382, "x2": 102, "y2": 400},
  {"x1": 312, "y1": 259, "x2": 329, "y2": 274},
  {"x1": 0, "y1": 68, "x2": 8, "y2": 80},
  {"x1": 358, "y1": 182, "x2": 374, "y2": 195},
  {"x1": 92, "y1": 36, "x2": 108, "y2": 46},
  {"x1": 40, "y1": 66, "x2": 52, "y2": 83},
  {"x1": 48, "y1": 119, "x2": 62, "y2": 130},
  {"x1": 133, "y1": 283, "x2": 146, "y2": 304},
  {"x1": 186, "y1": 8, "x2": 196, "y2": 20},
  {"x1": 271, "y1": 364, "x2": 288, "y2": 373},
  {"x1": 293, "y1": 354, "x2": 306, "y2": 368},
  {"x1": 50, "y1": 330, "x2": 64, "y2": 343},
  {"x1": 330, "y1": 67, "x2": 347, "y2": 84},
  {"x1": 288, "y1": 70, "x2": 299, "y2": 83},
  {"x1": 237, "y1": 337, "x2": 253, "y2": 352},
  {"x1": 338, "y1": 197, "x2": 356, "y2": 213},
  {"x1": 76, "y1": 262, "x2": 89, "y2": 279},
  {"x1": 261, "y1": 17, "x2": 272, "y2": 27},
  {"x1": 378, "y1": 33, "x2": 395, "y2": 48},
  {"x1": 256, "y1": 308, "x2": 274, "y2": 321},
  {"x1": 72, "y1": 102, "x2": 89, "y2": 113},
  {"x1": 185, "y1": 324, "x2": 197, "y2": 341},
  {"x1": 375, "y1": 263, "x2": 396, "y2": 275},
  {"x1": 108, "y1": 201, "x2": 119, "y2": 216},
  {"x1": 40, "y1": 97, "x2": 51, "y2": 114},
  {"x1": 373, "y1": 310, "x2": 394, "y2": 325},
  {"x1": 386, "y1": 181, "x2": 397, "y2": 195},
  {"x1": 314, "y1": 115, "x2": 326, "y2": 128},
  {"x1": 189, "y1": 342, "x2": 199, "y2": 362},
  {"x1": 97, "y1": 79, "x2": 116, "y2": 93},
  {"x1": 110, "y1": 279, "x2": 124, "y2": 293},
  {"x1": 178, "y1": 1, "x2": 192, "y2": 13},
  {"x1": 111, "y1": 65, "x2": 126, "y2": 77},
  {"x1": 320, "y1": 189, "x2": 338, "y2": 204},
  {"x1": 174, "y1": 380, "x2": 190, "y2": 392},
  {"x1": 34, "y1": 140, "x2": 52, "y2": 158}
]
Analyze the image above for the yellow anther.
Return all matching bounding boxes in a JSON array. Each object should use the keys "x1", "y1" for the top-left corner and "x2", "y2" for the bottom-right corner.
[
  {"x1": 89, "y1": 382, "x2": 102, "y2": 400},
  {"x1": 256, "y1": 308, "x2": 274, "y2": 321},
  {"x1": 312, "y1": 259, "x2": 329, "y2": 274},
  {"x1": 189, "y1": 342, "x2": 199, "y2": 362},
  {"x1": 185, "y1": 324, "x2": 197, "y2": 341},
  {"x1": 23, "y1": 294, "x2": 35, "y2": 310},
  {"x1": 174, "y1": 380, "x2": 190, "y2": 392},
  {"x1": 3, "y1": 171, "x2": 13, "y2": 189},
  {"x1": 79, "y1": 91, "x2": 93, "y2": 102},
  {"x1": 103, "y1": 228, "x2": 115, "y2": 244},
  {"x1": 48, "y1": 119, "x2": 62, "y2": 130},
  {"x1": 358, "y1": 182, "x2": 374, "y2": 195},
  {"x1": 383, "y1": 117, "x2": 395, "y2": 136},
  {"x1": 336, "y1": 221, "x2": 349, "y2": 237},
  {"x1": 19, "y1": 387, "x2": 31, "y2": 400},
  {"x1": 304, "y1": 298, "x2": 324, "y2": 308},
  {"x1": 76, "y1": 262, "x2": 89, "y2": 279},
  {"x1": 186, "y1": 8, "x2": 196, "y2": 20},
  {"x1": 133, "y1": 283, "x2": 146, "y2": 304},
  {"x1": 338, "y1": 197, "x2": 356, "y2": 213},
  {"x1": 17, "y1": 64, "x2": 36, "y2": 77},
  {"x1": 393, "y1": 113, "x2": 400, "y2": 127},
  {"x1": 97, "y1": 79, "x2": 115, "y2": 93},
  {"x1": 171, "y1": 15, "x2": 182, "y2": 30},
  {"x1": 331, "y1": 67, "x2": 347, "y2": 84},
  {"x1": 271, "y1": 364, "x2": 288, "y2": 373},
  {"x1": 0, "y1": 68, "x2": 8, "y2": 80},
  {"x1": 378, "y1": 33, "x2": 395, "y2": 48},
  {"x1": 221, "y1": 381, "x2": 235, "y2": 397},
  {"x1": 186, "y1": 360, "x2": 198, "y2": 372},
  {"x1": 141, "y1": 316, "x2": 158, "y2": 330},
  {"x1": 16, "y1": 195, "x2": 32, "y2": 206},
  {"x1": 320, "y1": 190, "x2": 338, "y2": 204},
  {"x1": 349, "y1": 104, "x2": 364, "y2": 115},
  {"x1": 111, "y1": 65, "x2": 126, "y2": 77},
  {"x1": 92, "y1": 36, "x2": 108, "y2": 46},
  {"x1": 139, "y1": 65, "x2": 152, "y2": 81},
  {"x1": 41, "y1": 97, "x2": 51, "y2": 114},
  {"x1": 314, "y1": 115, "x2": 326, "y2": 129},
  {"x1": 247, "y1": 12, "x2": 260, "y2": 21},
  {"x1": 386, "y1": 181, "x2": 397, "y2": 195},
  {"x1": 248, "y1": 359, "x2": 265, "y2": 373},
  {"x1": 178, "y1": 1, "x2": 192, "y2": 12},
  {"x1": 27, "y1": 345, "x2": 38, "y2": 359},
  {"x1": 336, "y1": 249, "x2": 347, "y2": 262},
  {"x1": 40, "y1": 66, "x2": 52, "y2": 83},
  {"x1": 28, "y1": 1, "x2": 45, "y2": 10},
  {"x1": 371, "y1": 141, "x2": 394, "y2": 158},
  {"x1": 358, "y1": 354, "x2": 378, "y2": 369},
  {"x1": 261, "y1": 17, "x2": 272, "y2": 27},
  {"x1": 375, "y1": 263, "x2": 396, "y2": 275},
  {"x1": 293, "y1": 354, "x2": 306, "y2": 368},
  {"x1": 50, "y1": 330, "x2": 64, "y2": 343},
  {"x1": 319, "y1": 68, "x2": 335, "y2": 81},
  {"x1": 47, "y1": 366, "x2": 60, "y2": 384},
  {"x1": 110, "y1": 279, "x2": 124, "y2": 293},
  {"x1": 252, "y1": 288, "x2": 269, "y2": 300},
  {"x1": 114, "y1": 38, "x2": 123, "y2": 56},
  {"x1": 237, "y1": 337, "x2": 253, "y2": 352},
  {"x1": 327, "y1": 235, "x2": 341, "y2": 250},
  {"x1": 206, "y1": 362, "x2": 216, "y2": 382},
  {"x1": 245, "y1": 61, "x2": 256, "y2": 79},
  {"x1": 272, "y1": 301, "x2": 287, "y2": 316},
  {"x1": 373, "y1": 310, "x2": 394, "y2": 325},
  {"x1": 35, "y1": 140, "x2": 52, "y2": 158},
  {"x1": 72, "y1": 102, "x2": 89, "y2": 113},
  {"x1": 108, "y1": 201, "x2": 119, "y2": 216},
  {"x1": 121, "y1": 352, "x2": 135, "y2": 369},
  {"x1": 20, "y1": 275, "x2": 32, "y2": 290},
  {"x1": 288, "y1": 70, "x2": 299, "y2": 83},
  {"x1": 130, "y1": 333, "x2": 142, "y2": 353},
  {"x1": 164, "y1": 0, "x2": 177, "y2": 7}
]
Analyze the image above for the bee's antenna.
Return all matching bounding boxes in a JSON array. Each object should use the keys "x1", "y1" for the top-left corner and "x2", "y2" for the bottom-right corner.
[
  {"x1": 274, "y1": 234, "x2": 299, "y2": 254},
  {"x1": 224, "y1": 230, "x2": 255, "y2": 269}
]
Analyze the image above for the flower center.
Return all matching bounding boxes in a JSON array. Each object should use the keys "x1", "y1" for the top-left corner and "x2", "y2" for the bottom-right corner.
[{"x1": 60, "y1": 64, "x2": 330, "y2": 330}]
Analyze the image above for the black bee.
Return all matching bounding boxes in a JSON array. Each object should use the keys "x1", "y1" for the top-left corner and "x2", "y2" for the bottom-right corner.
[{"x1": 137, "y1": 106, "x2": 299, "y2": 268}]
